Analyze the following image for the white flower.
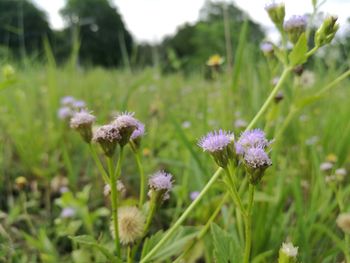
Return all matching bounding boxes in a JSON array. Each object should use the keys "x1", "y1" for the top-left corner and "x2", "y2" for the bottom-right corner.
[{"x1": 281, "y1": 242, "x2": 298, "y2": 258}]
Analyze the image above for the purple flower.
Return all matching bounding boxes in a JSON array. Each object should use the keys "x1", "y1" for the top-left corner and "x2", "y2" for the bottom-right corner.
[
  {"x1": 236, "y1": 129, "x2": 270, "y2": 155},
  {"x1": 244, "y1": 147, "x2": 272, "y2": 169},
  {"x1": 260, "y1": 42, "x2": 274, "y2": 54},
  {"x1": 198, "y1": 130, "x2": 233, "y2": 153},
  {"x1": 73, "y1": 100, "x2": 86, "y2": 109},
  {"x1": 61, "y1": 96, "x2": 76, "y2": 106},
  {"x1": 93, "y1": 124, "x2": 121, "y2": 156},
  {"x1": 190, "y1": 191, "x2": 200, "y2": 201},
  {"x1": 234, "y1": 119, "x2": 247, "y2": 129},
  {"x1": 149, "y1": 171, "x2": 173, "y2": 200},
  {"x1": 113, "y1": 112, "x2": 139, "y2": 146},
  {"x1": 284, "y1": 15, "x2": 308, "y2": 31},
  {"x1": 58, "y1": 106, "x2": 74, "y2": 120},
  {"x1": 131, "y1": 121, "x2": 145, "y2": 140},
  {"x1": 70, "y1": 110, "x2": 96, "y2": 129},
  {"x1": 320, "y1": 162, "x2": 333, "y2": 172},
  {"x1": 60, "y1": 207, "x2": 76, "y2": 218}
]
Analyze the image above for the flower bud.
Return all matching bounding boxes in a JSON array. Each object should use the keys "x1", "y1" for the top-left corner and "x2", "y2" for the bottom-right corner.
[
  {"x1": 265, "y1": 3, "x2": 285, "y2": 31},
  {"x1": 148, "y1": 171, "x2": 173, "y2": 202},
  {"x1": 243, "y1": 147, "x2": 272, "y2": 184},
  {"x1": 315, "y1": 16, "x2": 339, "y2": 47},
  {"x1": 284, "y1": 15, "x2": 307, "y2": 44}
]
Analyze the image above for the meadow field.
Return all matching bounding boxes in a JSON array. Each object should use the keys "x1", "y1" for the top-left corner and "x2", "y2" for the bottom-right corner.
[{"x1": 1, "y1": 2, "x2": 350, "y2": 263}]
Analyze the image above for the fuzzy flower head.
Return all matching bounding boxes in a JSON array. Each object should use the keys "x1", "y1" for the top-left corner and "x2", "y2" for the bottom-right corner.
[
  {"x1": 93, "y1": 124, "x2": 121, "y2": 157},
  {"x1": 235, "y1": 129, "x2": 270, "y2": 155},
  {"x1": 148, "y1": 171, "x2": 173, "y2": 201},
  {"x1": 70, "y1": 110, "x2": 96, "y2": 143},
  {"x1": 113, "y1": 112, "x2": 139, "y2": 146},
  {"x1": 336, "y1": 213, "x2": 350, "y2": 234},
  {"x1": 58, "y1": 106, "x2": 74, "y2": 121},
  {"x1": 265, "y1": 2, "x2": 285, "y2": 30},
  {"x1": 111, "y1": 206, "x2": 145, "y2": 245},
  {"x1": 198, "y1": 130, "x2": 235, "y2": 167},
  {"x1": 72, "y1": 100, "x2": 86, "y2": 110},
  {"x1": 284, "y1": 15, "x2": 308, "y2": 44},
  {"x1": 130, "y1": 121, "x2": 145, "y2": 149},
  {"x1": 260, "y1": 42, "x2": 274, "y2": 56},
  {"x1": 243, "y1": 147, "x2": 272, "y2": 184},
  {"x1": 61, "y1": 96, "x2": 76, "y2": 106},
  {"x1": 279, "y1": 242, "x2": 298, "y2": 262}
]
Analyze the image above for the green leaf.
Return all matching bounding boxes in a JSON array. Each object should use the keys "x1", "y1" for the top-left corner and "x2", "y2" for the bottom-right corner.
[
  {"x1": 210, "y1": 223, "x2": 242, "y2": 263},
  {"x1": 288, "y1": 33, "x2": 308, "y2": 66},
  {"x1": 69, "y1": 235, "x2": 116, "y2": 261}
]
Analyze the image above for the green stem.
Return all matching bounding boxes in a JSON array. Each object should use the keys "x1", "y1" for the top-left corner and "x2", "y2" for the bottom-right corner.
[
  {"x1": 89, "y1": 144, "x2": 109, "y2": 184},
  {"x1": 140, "y1": 168, "x2": 223, "y2": 263},
  {"x1": 306, "y1": 46, "x2": 318, "y2": 58},
  {"x1": 134, "y1": 151, "x2": 146, "y2": 207},
  {"x1": 114, "y1": 146, "x2": 125, "y2": 179},
  {"x1": 127, "y1": 246, "x2": 132, "y2": 263},
  {"x1": 243, "y1": 185, "x2": 255, "y2": 263},
  {"x1": 224, "y1": 167, "x2": 246, "y2": 217},
  {"x1": 107, "y1": 157, "x2": 121, "y2": 257},
  {"x1": 316, "y1": 69, "x2": 350, "y2": 97},
  {"x1": 246, "y1": 66, "x2": 292, "y2": 131},
  {"x1": 143, "y1": 192, "x2": 158, "y2": 235}
]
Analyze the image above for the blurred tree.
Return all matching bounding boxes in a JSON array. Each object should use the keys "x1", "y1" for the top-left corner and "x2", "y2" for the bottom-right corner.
[
  {"x1": 60, "y1": 0, "x2": 133, "y2": 67},
  {"x1": 0, "y1": 0, "x2": 52, "y2": 59},
  {"x1": 161, "y1": 1, "x2": 265, "y2": 73}
]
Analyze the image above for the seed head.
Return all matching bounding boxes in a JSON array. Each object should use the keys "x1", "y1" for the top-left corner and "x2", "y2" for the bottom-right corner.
[
  {"x1": 336, "y1": 213, "x2": 350, "y2": 234},
  {"x1": 93, "y1": 124, "x2": 121, "y2": 156},
  {"x1": 113, "y1": 112, "x2": 139, "y2": 146},
  {"x1": 111, "y1": 206, "x2": 145, "y2": 245}
]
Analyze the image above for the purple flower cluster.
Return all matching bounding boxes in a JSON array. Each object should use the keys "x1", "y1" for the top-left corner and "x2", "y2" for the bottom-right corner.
[
  {"x1": 58, "y1": 96, "x2": 87, "y2": 121},
  {"x1": 235, "y1": 129, "x2": 270, "y2": 155},
  {"x1": 198, "y1": 130, "x2": 233, "y2": 153},
  {"x1": 243, "y1": 147, "x2": 272, "y2": 169},
  {"x1": 113, "y1": 112, "x2": 140, "y2": 146},
  {"x1": 131, "y1": 121, "x2": 145, "y2": 140}
]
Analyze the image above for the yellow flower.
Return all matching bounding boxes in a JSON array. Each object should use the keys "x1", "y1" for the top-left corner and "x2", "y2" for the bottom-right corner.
[{"x1": 206, "y1": 54, "x2": 224, "y2": 67}]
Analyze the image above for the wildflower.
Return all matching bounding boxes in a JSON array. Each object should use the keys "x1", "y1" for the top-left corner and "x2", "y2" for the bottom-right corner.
[
  {"x1": 182, "y1": 121, "x2": 191, "y2": 129},
  {"x1": 206, "y1": 54, "x2": 224, "y2": 67},
  {"x1": 58, "y1": 106, "x2": 74, "y2": 121},
  {"x1": 335, "y1": 168, "x2": 347, "y2": 177},
  {"x1": 198, "y1": 130, "x2": 235, "y2": 167},
  {"x1": 93, "y1": 124, "x2": 121, "y2": 157},
  {"x1": 320, "y1": 162, "x2": 333, "y2": 172},
  {"x1": 113, "y1": 112, "x2": 139, "y2": 147},
  {"x1": 234, "y1": 119, "x2": 247, "y2": 129},
  {"x1": 265, "y1": 2, "x2": 285, "y2": 30},
  {"x1": 60, "y1": 96, "x2": 76, "y2": 106},
  {"x1": 15, "y1": 176, "x2": 27, "y2": 190},
  {"x1": 260, "y1": 42, "x2": 274, "y2": 56},
  {"x1": 70, "y1": 110, "x2": 96, "y2": 143},
  {"x1": 326, "y1": 153, "x2": 337, "y2": 163},
  {"x1": 336, "y1": 213, "x2": 350, "y2": 234},
  {"x1": 72, "y1": 100, "x2": 86, "y2": 110},
  {"x1": 51, "y1": 175, "x2": 69, "y2": 193},
  {"x1": 148, "y1": 171, "x2": 173, "y2": 201},
  {"x1": 130, "y1": 120, "x2": 145, "y2": 149},
  {"x1": 243, "y1": 147, "x2": 272, "y2": 184},
  {"x1": 284, "y1": 15, "x2": 308, "y2": 44},
  {"x1": 315, "y1": 16, "x2": 339, "y2": 47},
  {"x1": 111, "y1": 206, "x2": 145, "y2": 245},
  {"x1": 235, "y1": 129, "x2": 270, "y2": 155},
  {"x1": 143, "y1": 148, "x2": 151, "y2": 157},
  {"x1": 272, "y1": 76, "x2": 280, "y2": 86},
  {"x1": 60, "y1": 207, "x2": 76, "y2": 218},
  {"x1": 190, "y1": 191, "x2": 200, "y2": 201},
  {"x1": 279, "y1": 242, "x2": 298, "y2": 263},
  {"x1": 104, "y1": 180, "x2": 125, "y2": 196}
]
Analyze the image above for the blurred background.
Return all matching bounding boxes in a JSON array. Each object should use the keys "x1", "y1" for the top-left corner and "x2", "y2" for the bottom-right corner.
[{"x1": 1, "y1": 0, "x2": 349, "y2": 72}]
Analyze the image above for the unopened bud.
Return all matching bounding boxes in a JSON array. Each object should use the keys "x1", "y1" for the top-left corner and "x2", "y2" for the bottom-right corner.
[{"x1": 315, "y1": 16, "x2": 339, "y2": 47}]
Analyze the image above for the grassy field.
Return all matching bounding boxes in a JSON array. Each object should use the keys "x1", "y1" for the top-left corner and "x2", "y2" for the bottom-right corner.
[{"x1": 0, "y1": 33, "x2": 350, "y2": 262}]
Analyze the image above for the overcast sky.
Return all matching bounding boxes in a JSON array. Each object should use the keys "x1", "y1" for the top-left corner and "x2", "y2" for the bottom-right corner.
[{"x1": 33, "y1": 0, "x2": 350, "y2": 42}]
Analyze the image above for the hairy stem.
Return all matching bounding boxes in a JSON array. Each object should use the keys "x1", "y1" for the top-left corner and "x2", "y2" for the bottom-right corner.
[
  {"x1": 243, "y1": 184, "x2": 255, "y2": 263},
  {"x1": 89, "y1": 144, "x2": 109, "y2": 184}
]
